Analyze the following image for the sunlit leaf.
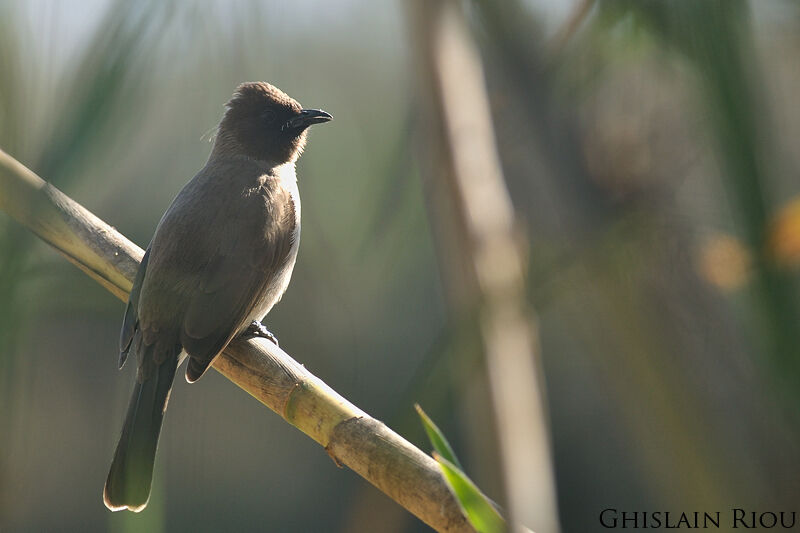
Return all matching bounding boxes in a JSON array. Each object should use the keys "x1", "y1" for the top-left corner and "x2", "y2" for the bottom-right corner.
[
  {"x1": 415, "y1": 403, "x2": 463, "y2": 470},
  {"x1": 435, "y1": 453, "x2": 506, "y2": 533}
]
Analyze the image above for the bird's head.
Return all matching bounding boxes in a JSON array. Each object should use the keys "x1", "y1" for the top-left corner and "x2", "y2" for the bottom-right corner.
[{"x1": 215, "y1": 81, "x2": 331, "y2": 165}]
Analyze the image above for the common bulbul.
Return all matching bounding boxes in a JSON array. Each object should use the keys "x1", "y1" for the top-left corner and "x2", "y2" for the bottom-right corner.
[{"x1": 103, "y1": 82, "x2": 331, "y2": 512}]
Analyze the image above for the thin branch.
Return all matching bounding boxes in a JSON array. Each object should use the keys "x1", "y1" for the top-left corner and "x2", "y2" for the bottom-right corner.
[
  {"x1": 406, "y1": 1, "x2": 560, "y2": 532},
  {"x1": 0, "y1": 147, "x2": 476, "y2": 533}
]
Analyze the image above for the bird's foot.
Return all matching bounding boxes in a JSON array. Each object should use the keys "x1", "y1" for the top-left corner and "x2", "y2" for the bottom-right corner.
[{"x1": 243, "y1": 321, "x2": 279, "y2": 347}]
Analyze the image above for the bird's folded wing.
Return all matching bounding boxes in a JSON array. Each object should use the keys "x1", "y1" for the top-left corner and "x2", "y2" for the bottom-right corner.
[
  {"x1": 119, "y1": 247, "x2": 151, "y2": 368},
  {"x1": 178, "y1": 179, "x2": 296, "y2": 381}
]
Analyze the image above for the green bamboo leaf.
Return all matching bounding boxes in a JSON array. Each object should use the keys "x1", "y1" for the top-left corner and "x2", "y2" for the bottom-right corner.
[
  {"x1": 415, "y1": 403, "x2": 463, "y2": 470},
  {"x1": 435, "y1": 453, "x2": 506, "y2": 533}
]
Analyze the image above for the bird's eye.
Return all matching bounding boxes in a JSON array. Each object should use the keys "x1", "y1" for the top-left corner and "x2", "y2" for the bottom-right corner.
[{"x1": 261, "y1": 110, "x2": 276, "y2": 123}]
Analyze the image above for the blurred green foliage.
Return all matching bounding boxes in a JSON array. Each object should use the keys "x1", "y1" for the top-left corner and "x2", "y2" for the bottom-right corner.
[{"x1": 600, "y1": 0, "x2": 800, "y2": 400}]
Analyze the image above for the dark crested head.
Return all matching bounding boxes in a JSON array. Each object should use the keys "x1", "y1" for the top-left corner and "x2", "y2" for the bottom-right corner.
[{"x1": 215, "y1": 82, "x2": 331, "y2": 164}]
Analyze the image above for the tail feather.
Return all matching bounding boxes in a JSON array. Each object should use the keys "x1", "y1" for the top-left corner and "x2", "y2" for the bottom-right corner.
[{"x1": 104, "y1": 355, "x2": 178, "y2": 512}]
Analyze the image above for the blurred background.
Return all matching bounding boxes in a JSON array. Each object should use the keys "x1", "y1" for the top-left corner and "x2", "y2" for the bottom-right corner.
[{"x1": 1, "y1": 0, "x2": 800, "y2": 531}]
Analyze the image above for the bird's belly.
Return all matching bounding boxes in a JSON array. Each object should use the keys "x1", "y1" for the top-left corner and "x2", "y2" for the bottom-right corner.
[
  {"x1": 241, "y1": 242, "x2": 299, "y2": 331},
  {"x1": 240, "y1": 165, "x2": 301, "y2": 333}
]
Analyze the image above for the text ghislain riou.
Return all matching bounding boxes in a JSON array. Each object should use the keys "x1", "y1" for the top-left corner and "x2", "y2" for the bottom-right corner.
[{"x1": 600, "y1": 509, "x2": 797, "y2": 529}]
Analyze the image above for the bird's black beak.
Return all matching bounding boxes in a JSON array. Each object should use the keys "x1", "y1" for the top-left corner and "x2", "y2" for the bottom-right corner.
[{"x1": 285, "y1": 109, "x2": 332, "y2": 131}]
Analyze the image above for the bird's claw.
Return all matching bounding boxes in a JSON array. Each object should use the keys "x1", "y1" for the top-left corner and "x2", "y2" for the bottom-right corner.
[{"x1": 243, "y1": 321, "x2": 279, "y2": 347}]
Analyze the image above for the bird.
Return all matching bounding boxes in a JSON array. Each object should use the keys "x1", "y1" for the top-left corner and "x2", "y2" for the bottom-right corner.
[{"x1": 103, "y1": 81, "x2": 331, "y2": 512}]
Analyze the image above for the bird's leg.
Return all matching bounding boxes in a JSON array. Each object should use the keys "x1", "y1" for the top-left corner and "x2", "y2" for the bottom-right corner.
[{"x1": 242, "y1": 321, "x2": 279, "y2": 347}]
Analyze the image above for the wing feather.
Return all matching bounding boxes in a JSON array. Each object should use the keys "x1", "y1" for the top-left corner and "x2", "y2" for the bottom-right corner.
[
  {"x1": 119, "y1": 248, "x2": 151, "y2": 368},
  {"x1": 181, "y1": 182, "x2": 296, "y2": 381}
]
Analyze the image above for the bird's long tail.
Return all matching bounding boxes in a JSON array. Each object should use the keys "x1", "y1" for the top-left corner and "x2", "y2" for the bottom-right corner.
[{"x1": 103, "y1": 355, "x2": 178, "y2": 512}]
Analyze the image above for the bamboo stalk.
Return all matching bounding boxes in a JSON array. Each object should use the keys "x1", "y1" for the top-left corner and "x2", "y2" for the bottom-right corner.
[
  {"x1": 0, "y1": 147, "x2": 475, "y2": 533},
  {"x1": 406, "y1": 1, "x2": 560, "y2": 532}
]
